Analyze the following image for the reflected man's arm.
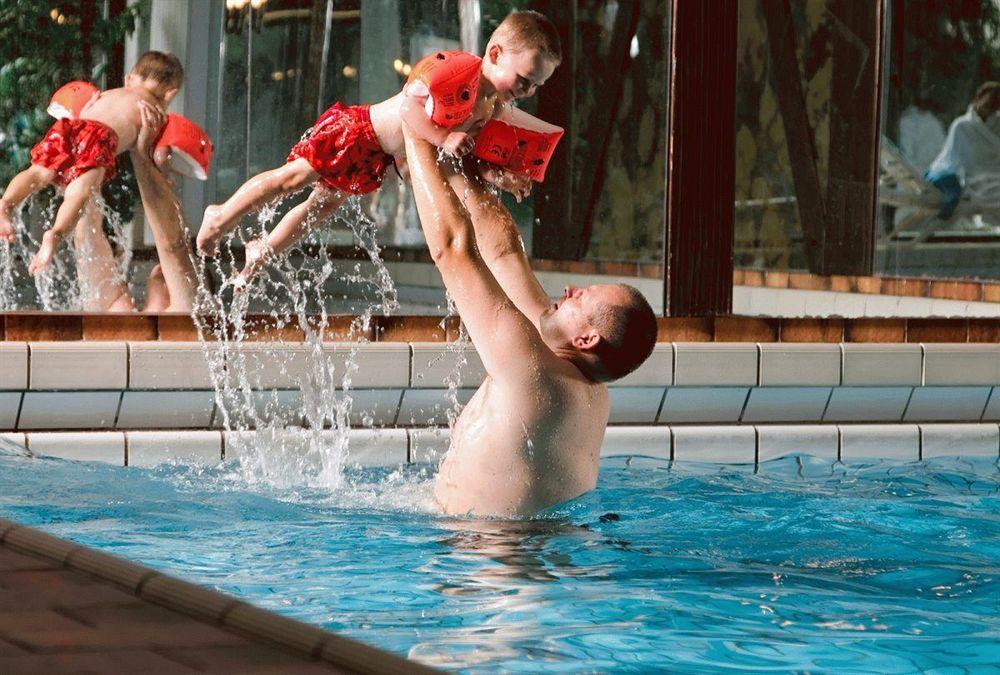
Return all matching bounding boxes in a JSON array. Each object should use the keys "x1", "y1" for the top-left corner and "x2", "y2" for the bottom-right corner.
[{"x1": 130, "y1": 101, "x2": 198, "y2": 312}]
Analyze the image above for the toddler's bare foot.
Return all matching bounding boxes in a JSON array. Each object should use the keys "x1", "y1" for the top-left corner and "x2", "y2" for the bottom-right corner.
[
  {"x1": 234, "y1": 238, "x2": 272, "y2": 290},
  {"x1": 196, "y1": 205, "x2": 223, "y2": 256},
  {"x1": 28, "y1": 230, "x2": 60, "y2": 275},
  {"x1": 0, "y1": 208, "x2": 15, "y2": 243}
]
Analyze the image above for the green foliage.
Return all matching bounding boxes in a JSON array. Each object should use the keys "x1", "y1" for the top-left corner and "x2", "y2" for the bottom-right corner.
[{"x1": 0, "y1": 0, "x2": 144, "y2": 218}]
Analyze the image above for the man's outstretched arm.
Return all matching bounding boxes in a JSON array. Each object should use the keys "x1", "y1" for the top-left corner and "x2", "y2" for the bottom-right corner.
[
  {"x1": 402, "y1": 124, "x2": 544, "y2": 380},
  {"x1": 441, "y1": 159, "x2": 551, "y2": 331},
  {"x1": 130, "y1": 101, "x2": 198, "y2": 312}
]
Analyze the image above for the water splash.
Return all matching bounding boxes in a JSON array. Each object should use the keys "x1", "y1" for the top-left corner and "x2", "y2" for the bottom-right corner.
[
  {"x1": 0, "y1": 191, "x2": 132, "y2": 311},
  {"x1": 193, "y1": 189, "x2": 399, "y2": 491}
]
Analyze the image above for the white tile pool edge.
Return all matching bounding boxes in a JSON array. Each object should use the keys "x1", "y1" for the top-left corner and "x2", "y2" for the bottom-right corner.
[
  {"x1": 0, "y1": 518, "x2": 436, "y2": 674},
  {"x1": 4, "y1": 424, "x2": 998, "y2": 467}
]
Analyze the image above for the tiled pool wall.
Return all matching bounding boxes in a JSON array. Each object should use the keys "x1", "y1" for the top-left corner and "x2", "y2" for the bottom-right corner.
[{"x1": 1, "y1": 332, "x2": 998, "y2": 464}]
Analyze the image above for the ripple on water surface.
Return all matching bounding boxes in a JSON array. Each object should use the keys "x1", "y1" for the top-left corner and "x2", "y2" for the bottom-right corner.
[{"x1": 0, "y1": 448, "x2": 998, "y2": 673}]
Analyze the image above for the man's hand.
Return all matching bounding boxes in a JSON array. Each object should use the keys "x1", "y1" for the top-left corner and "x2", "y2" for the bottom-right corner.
[
  {"x1": 442, "y1": 131, "x2": 475, "y2": 157},
  {"x1": 477, "y1": 160, "x2": 532, "y2": 202},
  {"x1": 134, "y1": 100, "x2": 166, "y2": 161}
]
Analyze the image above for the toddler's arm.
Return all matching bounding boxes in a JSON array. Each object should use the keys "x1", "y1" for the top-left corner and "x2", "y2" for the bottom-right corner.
[{"x1": 400, "y1": 82, "x2": 476, "y2": 157}]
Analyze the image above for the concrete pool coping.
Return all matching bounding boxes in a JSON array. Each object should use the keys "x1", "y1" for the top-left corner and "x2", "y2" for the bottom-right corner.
[{"x1": 0, "y1": 517, "x2": 438, "y2": 674}]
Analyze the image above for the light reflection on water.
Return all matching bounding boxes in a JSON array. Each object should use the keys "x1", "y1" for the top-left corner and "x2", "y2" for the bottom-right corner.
[{"x1": 0, "y1": 451, "x2": 997, "y2": 672}]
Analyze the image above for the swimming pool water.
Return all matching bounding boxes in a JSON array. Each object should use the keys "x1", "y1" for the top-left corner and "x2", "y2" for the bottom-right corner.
[{"x1": 1, "y1": 447, "x2": 997, "y2": 672}]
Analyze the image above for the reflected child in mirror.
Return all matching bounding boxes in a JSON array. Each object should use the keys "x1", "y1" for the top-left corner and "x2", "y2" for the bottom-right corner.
[{"x1": 0, "y1": 51, "x2": 184, "y2": 274}]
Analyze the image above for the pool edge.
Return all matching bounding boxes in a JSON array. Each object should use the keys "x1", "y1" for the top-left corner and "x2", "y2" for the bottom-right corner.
[{"x1": 0, "y1": 517, "x2": 439, "y2": 674}]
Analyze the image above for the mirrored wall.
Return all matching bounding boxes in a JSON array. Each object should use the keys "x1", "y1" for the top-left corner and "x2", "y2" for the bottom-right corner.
[
  {"x1": 735, "y1": 0, "x2": 1000, "y2": 283},
  {"x1": 878, "y1": 0, "x2": 1000, "y2": 279},
  {"x1": 0, "y1": 0, "x2": 668, "y2": 314}
]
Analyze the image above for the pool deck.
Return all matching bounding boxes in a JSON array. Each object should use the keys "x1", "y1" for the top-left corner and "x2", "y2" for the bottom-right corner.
[{"x1": 0, "y1": 518, "x2": 434, "y2": 674}]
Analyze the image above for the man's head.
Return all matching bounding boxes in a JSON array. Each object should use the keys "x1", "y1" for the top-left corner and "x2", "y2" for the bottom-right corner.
[
  {"x1": 539, "y1": 284, "x2": 657, "y2": 382},
  {"x1": 126, "y1": 51, "x2": 184, "y2": 105},
  {"x1": 973, "y1": 81, "x2": 1000, "y2": 120},
  {"x1": 483, "y1": 10, "x2": 561, "y2": 102}
]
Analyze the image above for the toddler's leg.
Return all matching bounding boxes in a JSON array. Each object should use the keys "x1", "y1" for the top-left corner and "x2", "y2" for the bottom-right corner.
[
  {"x1": 0, "y1": 164, "x2": 57, "y2": 242},
  {"x1": 28, "y1": 168, "x2": 105, "y2": 275},
  {"x1": 236, "y1": 187, "x2": 346, "y2": 286},
  {"x1": 197, "y1": 157, "x2": 319, "y2": 256}
]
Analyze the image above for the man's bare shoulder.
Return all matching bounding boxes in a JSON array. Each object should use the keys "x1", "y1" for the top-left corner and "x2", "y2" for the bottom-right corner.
[{"x1": 497, "y1": 343, "x2": 606, "y2": 399}]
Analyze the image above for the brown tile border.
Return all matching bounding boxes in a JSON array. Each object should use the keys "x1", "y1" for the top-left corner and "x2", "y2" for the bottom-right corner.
[
  {"x1": 657, "y1": 317, "x2": 713, "y2": 341},
  {"x1": 0, "y1": 517, "x2": 436, "y2": 674},
  {"x1": 779, "y1": 318, "x2": 845, "y2": 342},
  {"x1": 0, "y1": 313, "x2": 989, "y2": 343},
  {"x1": 374, "y1": 315, "x2": 452, "y2": 342},
  {"x1": 828, "y1": 275, "x2": 854, "y2": 293},
  {"x1": 5, "y1": 314, "x2": 84, "y2": 341},
  {"x1": 157, "y1": 314, "x2": 204, "y2": 341},
  {"x1": 844, "y1": 318, "x2": 907, "y2": 343},
  {"x1": 739, "y1": 268, "x2": 1000, "y2": 303},
  {"x1": 787, "y1": 272, "x2": 829, "y2": 291},
  {"x1": 714, "y1": 316, "x2": 779, "y2": 342},
  {"x1": 855, "y1": 276, "x2": 885, "y2": 295},
  {"x1": 929, "y1": 280, "x2": 982, "y2": 302},
  {"x1": 906, "y1": 319, "x2": 969, "y2": 343},
  {"x1": 969, "y1": 318, "x2": 1000, "y2": 343},
  {"x1": 82, "y1": 316, "x2": 158, "y2": 341},
  {"x1": 881, "y1": 277, "x2": 926, "y2": 297},
  {"x1": 763, "y1": 271, "x2": 789, "y2": 289}
]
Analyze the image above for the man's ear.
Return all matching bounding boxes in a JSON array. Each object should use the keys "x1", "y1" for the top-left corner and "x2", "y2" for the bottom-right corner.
[
  {"x1": 488, "y1": 43, "x2": 502, "y2": 65},
  {"x1": 572, "y1": 331, "x2": 601, "y2": 351},
  {"x1": 162, "y1": 88, "x2": 179, "y2": 105}
]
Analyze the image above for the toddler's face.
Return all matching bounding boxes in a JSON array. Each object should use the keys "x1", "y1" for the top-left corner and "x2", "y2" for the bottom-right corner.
[{"x1": 485, "y1": 45, "x2": 558, "y2": 102}]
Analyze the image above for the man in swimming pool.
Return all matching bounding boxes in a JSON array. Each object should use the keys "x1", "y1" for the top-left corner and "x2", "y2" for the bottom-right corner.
[{"x1": 402, "y1": 126, "x2": 658, "y2": 518}]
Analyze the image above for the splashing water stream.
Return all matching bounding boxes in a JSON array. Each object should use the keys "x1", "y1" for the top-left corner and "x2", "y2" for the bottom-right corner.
[
  {"x1": 0, "y1": 191, "x2": 133, "y2": 311},
  {"x1": 193, "y1": 190, "x2": 401, "y2": 492}
]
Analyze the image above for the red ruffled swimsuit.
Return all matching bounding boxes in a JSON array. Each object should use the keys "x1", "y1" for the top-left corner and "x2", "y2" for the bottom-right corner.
[
  {"x1": 30, "y1": 118, "x2": 118, "y2": 186},
  {"x1": 287, "y1": 103, "x2": 393, "y2": 195}
]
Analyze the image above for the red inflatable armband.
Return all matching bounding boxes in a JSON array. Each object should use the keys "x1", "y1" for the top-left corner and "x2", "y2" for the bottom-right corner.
[
  {"x1": 48, "y1": 81, "x2": 99, "y2": 120},
  {"x1": 407, "y1": 50, "x2": 481, "y2": 128},
  {"x1": 156, "y1": 114, "x2": 213, "y2": 180},
  {"x1": 473, "y1": 106, "x2": 564, "y2": 182}
]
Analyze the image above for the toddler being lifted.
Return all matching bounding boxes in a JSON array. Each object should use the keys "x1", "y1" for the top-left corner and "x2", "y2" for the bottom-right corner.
[
  {"x1": 0, "y1": 51, "x2": 183, "y2": 274},
  {"x1": 196, "y1": 10, "x2": 561, "y2": 284}
]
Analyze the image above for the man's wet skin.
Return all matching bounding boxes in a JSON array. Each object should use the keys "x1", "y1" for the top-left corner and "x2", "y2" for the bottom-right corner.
[{"x1": 403, "y1": 125, "x2": 619, "y2": 518}]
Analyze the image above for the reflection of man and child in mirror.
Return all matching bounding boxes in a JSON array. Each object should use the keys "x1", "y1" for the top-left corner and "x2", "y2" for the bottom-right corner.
[
  {"x1": 0, "y1": 51, "x2": 200, "y2": 312},
  {"x1": 0, "y1": 12, "x2": 557, "y2": 312},
  {"x1": 900, "y1": 81, "x2": 1000, "y2": 228}
]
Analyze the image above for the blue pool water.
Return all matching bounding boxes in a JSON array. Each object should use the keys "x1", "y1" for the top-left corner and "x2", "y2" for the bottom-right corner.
[{"x1": 0, "y1": 447, "x2": 998, "y2": 672}]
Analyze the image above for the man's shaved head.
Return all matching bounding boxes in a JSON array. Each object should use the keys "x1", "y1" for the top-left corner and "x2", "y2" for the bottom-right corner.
[{"x1": 588, "y1": 284, "x2": 657, "y2": 381}]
